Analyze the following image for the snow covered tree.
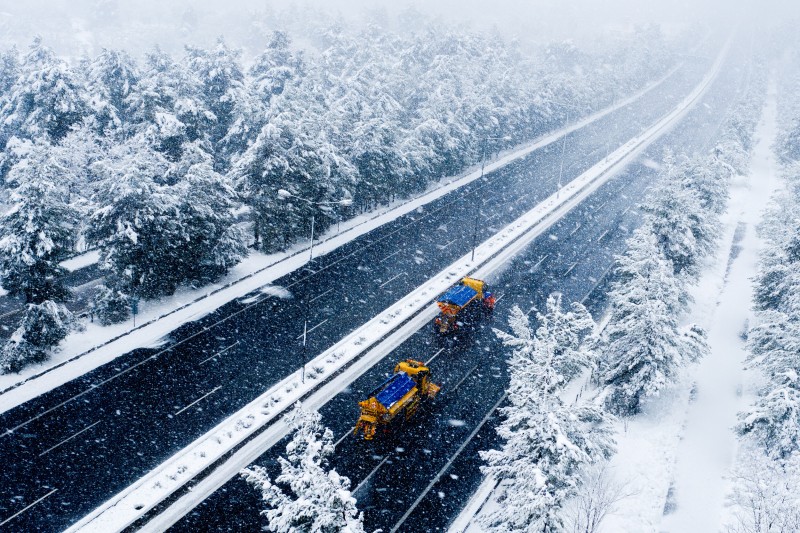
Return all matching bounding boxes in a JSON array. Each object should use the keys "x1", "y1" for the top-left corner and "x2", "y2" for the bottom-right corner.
[
  {"x1": 481, "y1": 306, "x2": 614, "y2": 531},
  {"x1": 172, "y1": 155, "x2": 247, "y2": 283},
  {"x1": 234, "y1": 101, "x2": 355, "y2": 252},
  {"x1": 0, "y1": 38, "x2": 87, "y2": 147},
  {"x1": 240, "y1": 403, "x2": 366, "y2": 533},
  {"x1": 727, "y1": 442, "x2": 800, "y2": 533},
  {"x1": 85, "y1": 48, "x2": 139, "y2": 138},
  {"x1": 127, "y1": 47, "x2": 213, "y2": 162},
  {"x1": 540, "y1": 293, "x2": 597, "y2": 382},
  {"x1": 0, "y1": 300, "x2": 72, "y2": 374},
  {"x1": 0, "y1": 144, "x2": 79, "y2": 304},
  {"x1": 640, "y1": 156, "x2": 717, "y2": 278},
  {"x1": 88, "y1": 137, "x2": 184, "y2": 299},
  {"x1": 738, "y1": 309, "x2": 800, "y2": 459},
  {"x1": 598, "y1": 229, "x2": 701, "y2": 415},
  {"x1": 91, "y1": 283, "x2": 130, "y2": 326}
]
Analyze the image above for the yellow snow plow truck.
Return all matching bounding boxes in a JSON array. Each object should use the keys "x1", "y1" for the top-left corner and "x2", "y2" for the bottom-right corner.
[{"x1": 354, "y1": 359, "x2": 441, "y2": 440}]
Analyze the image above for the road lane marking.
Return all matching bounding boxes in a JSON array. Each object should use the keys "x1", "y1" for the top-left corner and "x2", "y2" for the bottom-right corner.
[
  {"x1": 438, "y1": 238, "x2": 458, "y2": 251},
  {"x1": 0, "y1": 488, "x2": 58, "y2": 527},
  {"x1": 379, "y1": 272, "x2": 405, "y2": 289},
  {"x1": 309, "y1": 288, "x2": 333, "y2": 303},
  {"x1": 450, "y1": 365, "x2": 479, "y2": 393},
  {"x1": 425, "y1": 349, "x2": 445, "y2": 365},
  {"x1": 174, "y1": 387, "x2": 222, "y2": 416},
  {"x1": 562, "y1": 261, "x2": 579, "y2": 277},
  {"x1": 334, "y1": 428, "x2": 355, "y2": 449},
  {"x1": 353, "y1": 455, "x2": 391, "y2": 495},
  {"x1": 295, "y1": 319, "x2": 329, "y2": 340},
  {"x1": 38, "y1": 421, "x2": 100, "y2": 457},
  {"x1": 378, "y1": 250, "x2": 401, "y2": 263},
  {"x1": 198, "y1": 342, "x2": 240, "y2": 366},
  {"x1": 531, "y1": 254, "x2": 550, "y2": 270},
  {"x1": 390, "y1": 392, "x2": 507, "y2": 533}
]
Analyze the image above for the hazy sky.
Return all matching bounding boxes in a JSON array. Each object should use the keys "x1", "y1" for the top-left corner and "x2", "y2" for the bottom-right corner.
[{"x1": 0, "y1": 0, "x2": 795, "y2": 58}]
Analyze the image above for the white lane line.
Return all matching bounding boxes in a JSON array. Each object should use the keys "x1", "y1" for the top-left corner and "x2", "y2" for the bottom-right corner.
[
  {"x1": 38, "y1": 421, "x2": 101, "y2": 457},
  {"x1": 532, "y1": 253, "x2": 550, "y2": 270},
  {"x1": 438, "y1": 238, "x2": 458, "y2": 250},
  {"x1": 379, "y1": 272, "x2": 406, "y2": 289},
  {"x1": 353, "y1": 455, "x2": 391, "y2": 494},
  {"x1": 295, "y1": 319, "x2": 329, "y2": 340},
  {"x1": 309, "y1": 288, "x2": 333, "y2": 303},
  {"x1": 198, "y1": 342, "x2": 240, "y2": 366},
  {"x1": 563, "y1": 261, "x2": 579, "y2": 278},
  {"x1": 174, "y1": 387, "x2": 222, "y2": 416},
  {"x1": 4, "y1": 349, "x2": 165, "y2": 437},
  {"x1": 0, "y1": 488, "x2": 58, "y2": 527},
  {"x1": 390, "y1": 393, "x2": 507, "y2": 533},
  {"x1": 597, "y1": 229, "x2": 610, "y2": 242},
  {"x1": 450, "y1": 364, "x2": 479, "y2": 393},
  {"x1": 425, "y1": 349, "x2": 446, "y2": 366},
  {"x1": 569, "y1": 223, "x2": 582, "y2": 237},
  {"x1": 334, "y1": 428, "x2": 355, "y2": 449},
  {"x1": 379, "y1": 250, "x2": 401, "y2": 264}
]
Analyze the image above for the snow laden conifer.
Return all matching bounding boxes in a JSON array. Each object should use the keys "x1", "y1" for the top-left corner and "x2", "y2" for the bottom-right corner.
[
  {"x1": 480, "y1": 304, "x2": 613, "y2": 531},
  {"x1": 0, "y1": 142, "x2": 79, "y2": 372},
  {"x1": 0, "y1": 38, "x2": 87, "y2": 147},
  {"x1": 0, "y1": 143, "x2": 78, "y2": 305},
  {"x1": 598, "y1": 229, "x2": 707, "y2": 415},
  {"x1": 241, "y1": 404, "x2": 366, "y2": 533},
  {"x1": 640, "y1": 155, "x2": 717, "y2": 279},
  {"x1": 738, "y1": 174, "x2": 800, "y2": 459},
  {"x1": 85, "y1": 48, "x2": 140, "y2": 139}
]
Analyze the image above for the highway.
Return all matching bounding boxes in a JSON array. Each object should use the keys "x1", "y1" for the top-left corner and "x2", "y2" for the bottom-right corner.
[
  {"x1": 0, "y1": 35, "x2": 738, "y2": 532},
  {"x1": 169, "y1": 38, "x2": 750, "y2": 533}
]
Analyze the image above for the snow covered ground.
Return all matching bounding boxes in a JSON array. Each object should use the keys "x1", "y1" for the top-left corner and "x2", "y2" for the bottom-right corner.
[
  {"x1": 451, "y1": 69, "x2": 776, "y2": 533},
  {"x1": 604, "y1": 79, "x2": 780, "y2": 533},
  {"x1": 0, "y1": 63, "x2": 685, "y2": 413},
  {"x1": 66, "y1": 49, "x2": 726, "y2": 533}
]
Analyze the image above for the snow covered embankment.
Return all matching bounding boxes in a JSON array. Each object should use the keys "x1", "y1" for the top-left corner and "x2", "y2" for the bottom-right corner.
[
  {"x1": 66, "y1": 42, "x2": 729, "y2": 533},
  {"x1": 605, "y1": 79, "x2": 779, "y2": 533}
]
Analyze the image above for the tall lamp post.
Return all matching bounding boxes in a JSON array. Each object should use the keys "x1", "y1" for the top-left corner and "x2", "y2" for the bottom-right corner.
[
  {"x1": 472, "y1": 135, "x2": 511, "y2": 262},
  {"x1": 276, "y1": 189, "x2": 353, "y2": 382}
]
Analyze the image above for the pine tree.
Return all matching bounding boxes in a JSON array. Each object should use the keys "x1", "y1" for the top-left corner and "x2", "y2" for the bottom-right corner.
[
  {"x1": 184, "y1": 39, "x2": 247, "y2": 170},
  {"x1": 598, "y1": 229, "x2": 693, "y2": 415},
  {"x1": 0, "y1": 300, "x2": 72, "y2": 374},
  {"x1": 241, "y1": 404, "x2": 366, "y2": 533},
  {"x1": 0, "y1": 38, "x2": 87, "y2": 147},
  {"x1": 481, "y1": 306, "x2": 613, "y2": 531},
  {"x1": 0, "y1": 143, "x2": 79, "y2": 304},
  {"x1": 127, "y1": 47, "x2": 212, "y2": 162},
  {"x1": 86, "y1": 48, "x2": 139, "y2": 138},
  {"x1": 640, "y1": 157, "x2": 715, "y2": 278}
]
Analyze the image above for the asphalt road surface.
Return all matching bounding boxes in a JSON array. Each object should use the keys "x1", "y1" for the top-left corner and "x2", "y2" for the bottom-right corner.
[
  {"x1": 170, "y1": 40, "x2": 751, "y2": 533},
  {"x1": 0, "y1": 35, "x2": 744, "y2": 532}
]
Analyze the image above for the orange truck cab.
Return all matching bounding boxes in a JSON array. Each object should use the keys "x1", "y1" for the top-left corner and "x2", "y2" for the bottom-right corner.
[{"x1": 434, "y1": 277, "x2": 495, "y2": 334}]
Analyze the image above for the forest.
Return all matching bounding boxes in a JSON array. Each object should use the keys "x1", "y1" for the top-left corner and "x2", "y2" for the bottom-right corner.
[{"x1": 0, "y1": 19, "x2": 678, "y2": 373}]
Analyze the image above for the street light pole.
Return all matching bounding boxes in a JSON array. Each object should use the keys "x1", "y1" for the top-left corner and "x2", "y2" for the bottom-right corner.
[
  {"x1": 276, "y1": 189, "x2": 351, "y2": 384},
  {"x1": 308, "y1": 214, "x2": 315, "y2": 262},
  {"x1": 557, "y1": 111, "x2": 569, "y2": 197}
]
